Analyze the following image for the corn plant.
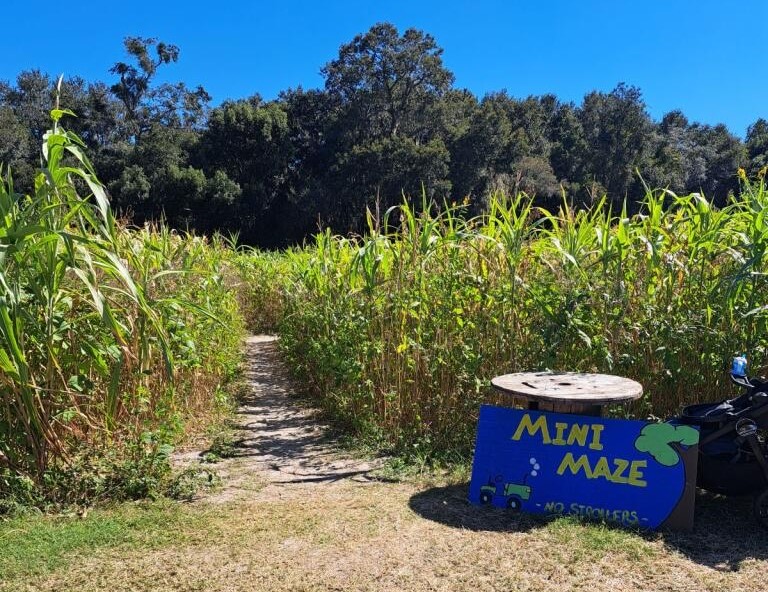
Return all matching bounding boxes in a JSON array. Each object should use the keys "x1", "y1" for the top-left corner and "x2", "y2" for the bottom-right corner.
[
  {"x1": 248, "y1": 172, "x2": 768, "y2": 460},
  {"x1": 0, "y1": 104, "x2": 244, "y2": 499}
]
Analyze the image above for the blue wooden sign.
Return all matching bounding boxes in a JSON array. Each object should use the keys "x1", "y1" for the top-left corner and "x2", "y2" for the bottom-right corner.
[{"x1": 469, "y1": 405, "x2": 699, "y2": 530}]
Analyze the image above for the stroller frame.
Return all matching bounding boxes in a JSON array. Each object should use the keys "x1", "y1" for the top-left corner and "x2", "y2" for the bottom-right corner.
[{"x1": 675, "y1": 373, "x2": 768, "y2": 527}]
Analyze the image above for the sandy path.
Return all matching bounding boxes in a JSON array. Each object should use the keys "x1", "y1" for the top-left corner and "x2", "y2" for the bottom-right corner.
[
  {"x1": 16, "y1": 335, "x2": 768, "y2": 592},
  {"x1": 186, "y1": 335, "x2": 384, "y2": 501}
]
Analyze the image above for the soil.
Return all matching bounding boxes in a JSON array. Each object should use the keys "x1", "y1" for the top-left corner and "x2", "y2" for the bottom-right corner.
[
  {"x1": 19, "y1": 335, "x2": 768, "y2": 592},
  {"x1": 176, "y1": 335, "x2": 386, "y2": 503}
]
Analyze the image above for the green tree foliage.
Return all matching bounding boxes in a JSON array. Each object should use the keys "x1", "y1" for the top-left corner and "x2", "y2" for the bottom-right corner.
[
  {"x1": 548, "y1": 103, "x2": 587, "y2": 196},
  {"x1": 0, "y1": 72, "x2": 50, "y2": 188},
  {"x1": 0, "y1": 104, "x2": 33, "y2": 184},
  {"x1": 689, "y1": 123, "x2": 746, "y2": 203},
  {"x1": 333, "y1": 136, "x2": 450, "y2": 221},
  {"x1": 447, "y1": 93, "x2": 507, "y2": 205},
  {"x1": 182, "y1": 23, "x2": 462, "y2": 240},
  {"x1": 449, "y1": 93, "x2": 571, "y2": 208},
  {"x1": 322, "y1": 22, "x2": 454, "y2": 139},
  {"x1": 314, "y1": 23, "x2": 456, "y2": 231},
  {"x1": 645, "y1": 111, "x2": 746, "y2": 204},
  {"x1": 100, "y1": 37, "x2": 231, "y2": 231},
  {"x1": 578, "y1": 83, "x2": 653, "y2": 205},
  {"x1": 0, "y1": 25, "x2": 766, "y2": 246},
  {"x1": 198, "y1": 97, "x2": 290, "y2": 239},
  {"x1": 109, "y1": 37, "x2": 210, "y2": 138},
  {"x1": 746, "y1": 118, "x2": 768, "y2": 175}
]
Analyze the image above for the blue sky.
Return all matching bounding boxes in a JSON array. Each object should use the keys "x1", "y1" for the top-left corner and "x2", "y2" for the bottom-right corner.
[{"x1": 3, "y1": 0, "x2": 766, "y2": 136}]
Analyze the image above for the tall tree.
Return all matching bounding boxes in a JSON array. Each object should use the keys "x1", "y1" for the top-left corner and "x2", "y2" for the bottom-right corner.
[
  {"x1": 198, "y1": 97, "x2": 293, "y2": 242},
  {"x1": 578, "y1": 83, "x2": 653, "y2": 204},
  {"x1": 746, "y1": 118, "x2": 768, "y2": 175},
  {"x1": 0, "y1": 71, "x2": 56, "y2": 189},
  {"x1": 688, "y1": 123, "x2": 746, "y2": 203},
  {"x1": 319, "y1": 23, "x2": 456, "y2": 230},
  {"x1": 109, "y1": 37, "x2": 210, "y2": 140},
  {"x1": 0, "y1": 105, "x2": 33, "y2": 185},
  {"x1": 548, "y1": 102, "x2": 586, "y2": 194},
  {"x1": 323, "y1": 22, "x2": 454, "y2": 139},
  {"x1": 645, "y1": 111, "x2": 706, "y2": 194},
  {"x1": 447, "y1": 92, "x2": 503, "y2": 204}
]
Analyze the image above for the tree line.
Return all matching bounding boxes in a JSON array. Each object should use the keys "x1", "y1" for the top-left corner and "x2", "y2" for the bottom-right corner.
[{"x1": 2, "y1": 23, "x2": 767, "y2": 247}]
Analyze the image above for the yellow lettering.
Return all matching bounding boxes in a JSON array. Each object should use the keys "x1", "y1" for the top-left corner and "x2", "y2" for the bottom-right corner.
[
  {"x1": 553, "y1": 422, "x2": 568, "y2": 445},
  {"x1": 556, "y1": 452, "x2": 592, "y2": 477},
  {"x1": 628, "y1": 460, "x2": 647, "y2": 487},
  {"x1": 592, "y1": 456, "x2": 612, "y2": 479},
  {"x1": 556, "y1": 454, "x2": 645, "y2": 487},
  {"x1": 589, "y1": 424, "x2": 605, "y2": 450},
  {"x1": 566, "y1": 424, "x2": 589, "y2": 447},
  {"x1": 511, "y1": 414, "x2": 551, "y2": 444},
  {"x1": 610, "y1": 458, "x2": 629, "y2": 484}
]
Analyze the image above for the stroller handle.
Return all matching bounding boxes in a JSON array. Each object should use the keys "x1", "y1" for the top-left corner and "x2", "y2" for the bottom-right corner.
[{"x1": 731, "y1": 373, "x2": 753, "y2": 390}]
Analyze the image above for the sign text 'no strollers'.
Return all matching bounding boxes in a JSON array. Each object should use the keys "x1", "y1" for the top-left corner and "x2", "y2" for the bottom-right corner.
[{"x1": 468, "y1": 406, "x2": 699, "y2": 530}]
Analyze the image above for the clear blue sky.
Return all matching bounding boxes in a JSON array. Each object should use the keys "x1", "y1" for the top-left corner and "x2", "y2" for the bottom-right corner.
[{"x1": 3, "y1": 0, "x2": 766, "y2": 136}]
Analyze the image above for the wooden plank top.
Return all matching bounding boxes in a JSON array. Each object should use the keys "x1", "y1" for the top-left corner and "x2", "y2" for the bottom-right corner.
[{"x1": 491, "y1": 372, "x2": 643, "y2": 405}]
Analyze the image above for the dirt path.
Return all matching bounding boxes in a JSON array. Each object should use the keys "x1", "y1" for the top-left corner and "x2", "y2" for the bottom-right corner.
[
  {"x1": 193, "y1": 335, "x2": 385, "y2": 501},
  {"x1": 15, "y1": 336, "x2": 768, "y2": 592}
]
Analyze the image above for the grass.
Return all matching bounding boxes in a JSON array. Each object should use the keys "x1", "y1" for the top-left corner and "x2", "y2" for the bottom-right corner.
[
  {"x1": 1, "y1": 480, "x2": 764, "y2": 592},
  {"x1": 0, "y1": 500, "x2": 218, "y2": 581},
  {"x1": 545, "y1": 515, "x2": 657, "y2": 562}
]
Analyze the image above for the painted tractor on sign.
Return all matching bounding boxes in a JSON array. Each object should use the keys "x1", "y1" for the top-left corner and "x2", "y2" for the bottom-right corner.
[{"x1": 479, "y1": 477, "x2": 531, "y2": 510}]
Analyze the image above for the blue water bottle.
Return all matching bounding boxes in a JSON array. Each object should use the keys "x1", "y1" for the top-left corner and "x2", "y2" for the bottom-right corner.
[{"x1": 732, "y1": 353, "x2": 748, "y2": 377}]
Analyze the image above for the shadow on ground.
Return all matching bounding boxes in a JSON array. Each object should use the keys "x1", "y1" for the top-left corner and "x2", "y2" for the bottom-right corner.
[
  {"x1": 195, "y1": 335, "x2": 384, "y2": 487},
  {"x1": 663, "y1": 491, "x2": 768, "y2": 571},
  {"x1": 410, "y1": 483, "x2": 768, "y2": 569},
  {"x1": 408, "y1": 483, "x2": 541, "y2": 533}
]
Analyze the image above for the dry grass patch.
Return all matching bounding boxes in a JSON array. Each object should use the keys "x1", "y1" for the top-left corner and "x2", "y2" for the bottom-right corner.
[{"x1": 3, "y1": 481, "x2": 766, "y2": 592}]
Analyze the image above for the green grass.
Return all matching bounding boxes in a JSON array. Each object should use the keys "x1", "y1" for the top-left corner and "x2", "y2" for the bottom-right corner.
[
  {"x1": 0, "y1": 500, "x2": 218, "y2": 581},
  {"x1": 2, "y1": 482, "x2": 759, "y2": 592},
  {"x1": 544, "y1": 515, "x2": 658, "y2": 562}
]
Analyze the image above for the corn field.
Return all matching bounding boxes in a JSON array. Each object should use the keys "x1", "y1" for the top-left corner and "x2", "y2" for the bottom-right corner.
[
  {"x1": 5, "y1": 104, "x2": 768, "y2": 501},
  {"x1": 0, "y1": 108, "x2": 243, "y2": 504},
  {"x1": 256, "y1": 172, "x2": 768, "y2": 459}
]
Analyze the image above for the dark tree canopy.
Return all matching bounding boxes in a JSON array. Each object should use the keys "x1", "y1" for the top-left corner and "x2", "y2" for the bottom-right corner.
[
  {"x1": 0, "y1": 24, "x2": 765, "y2": 247},
  {"x1": 323, "y1": 23, "x2": 454, "y2": 139}
]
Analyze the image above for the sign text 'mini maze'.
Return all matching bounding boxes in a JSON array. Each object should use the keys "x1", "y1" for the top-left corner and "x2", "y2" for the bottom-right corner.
[{"x1": 469, "y1": 406, "x2": 699, "y2": 530}]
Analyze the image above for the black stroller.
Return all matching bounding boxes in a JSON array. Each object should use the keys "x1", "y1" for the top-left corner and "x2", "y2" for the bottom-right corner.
[{"x1": 674, "y1": 372, "x2": 768, "y2": 527}]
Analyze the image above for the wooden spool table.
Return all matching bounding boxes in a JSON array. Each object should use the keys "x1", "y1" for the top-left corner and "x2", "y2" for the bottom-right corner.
[{"x1": 491, "y1": 371, "x2": 643, "y2": 416}]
